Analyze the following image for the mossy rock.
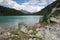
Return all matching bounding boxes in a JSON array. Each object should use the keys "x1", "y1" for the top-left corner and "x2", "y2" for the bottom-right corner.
[
  {"x1": 30, "y1": 31, "x2": 38, "y2": 35},
  {"x1": 36, "y1": 37, "x2": 42, "y2": 40}
]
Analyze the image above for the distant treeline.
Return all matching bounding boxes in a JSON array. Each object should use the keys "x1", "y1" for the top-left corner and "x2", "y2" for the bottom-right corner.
[{"x1": 0, "y1": 6, "x2": 27, "y2": 16}]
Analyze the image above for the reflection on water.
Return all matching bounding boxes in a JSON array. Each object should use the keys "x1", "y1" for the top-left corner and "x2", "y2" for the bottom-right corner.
[{"x1": 0, "y1": 16, "x2": 42, "y2": 29}]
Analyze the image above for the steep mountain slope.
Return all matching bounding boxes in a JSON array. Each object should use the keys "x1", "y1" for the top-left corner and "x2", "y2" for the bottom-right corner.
[
  {"x1": 0, "y1": 6, "x2": 31, "y2": 16},
  {"x1": 33, "y1": 1, "x2": 60, "y2": 16}
]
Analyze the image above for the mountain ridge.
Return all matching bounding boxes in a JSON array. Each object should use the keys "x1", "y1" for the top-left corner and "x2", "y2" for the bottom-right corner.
[
  {"x1": 0, "y1": 0, "x2": 60, "y2": 16},
  {"x1": 33, "y1": 0, "x2": 60, "y2": 16}
]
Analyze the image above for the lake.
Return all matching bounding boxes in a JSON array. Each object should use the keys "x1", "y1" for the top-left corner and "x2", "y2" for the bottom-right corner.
[{"x1": 0, "y1": 16, "x2": 42, "y2": 29}]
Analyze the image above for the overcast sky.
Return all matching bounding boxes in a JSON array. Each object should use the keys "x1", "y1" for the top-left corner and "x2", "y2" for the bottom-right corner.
[{"x1": 0, "y1": 0, "x2": 56, "y2": 12}]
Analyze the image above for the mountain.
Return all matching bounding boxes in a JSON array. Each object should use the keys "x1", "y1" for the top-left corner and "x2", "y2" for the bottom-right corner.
[
  {"x1": 20, "y1": 9, "x2": 32, "y2": 14},
  {"x1": 0, "y1": 6, "x2": 34, "y2": 16},
  {"x1": 33, "y1": 0, "x2": 60, "y2": 16},
  {"x1": 0, "y1": 0, "x2": 60, "y2": 16},
  {"x1": 0, "y1": 6, "x2": 32, "y2": 16}
]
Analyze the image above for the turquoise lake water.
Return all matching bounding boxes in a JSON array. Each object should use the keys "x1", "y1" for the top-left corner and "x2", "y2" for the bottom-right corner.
[
  {"x1": 0, "y1": 16, "x2": 42, "y2": 22},
  {"x1": 0, "y1": 16, "x2": 42, "y2": 27}
]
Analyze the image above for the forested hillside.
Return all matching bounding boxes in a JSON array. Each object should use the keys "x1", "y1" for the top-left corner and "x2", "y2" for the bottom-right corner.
[
  {"x1": 33, "y1": 1, "x2": 60, "y2": 16},
  {"x1": 0, "y1": 6, "x2": 28, "y2": 16}
]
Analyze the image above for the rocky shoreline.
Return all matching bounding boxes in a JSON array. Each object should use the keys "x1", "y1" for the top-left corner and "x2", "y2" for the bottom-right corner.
[{"x1": 0, "y1": 22, "x2": 60, "y2": 40}]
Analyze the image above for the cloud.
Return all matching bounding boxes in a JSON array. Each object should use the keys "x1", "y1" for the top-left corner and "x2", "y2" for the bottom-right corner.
[
  {"x1": 19, "y1": 1, "x2": 45, "y2": 12},
  {"x1": 0, "y1": 0, "x2": 56, "y2": 13},
  {"x1": 0, "y1": 0, "x2": 22, "y2": 10},
  {"x1": 28, "y1": 0, "x2": 39, "y2": 5},
  {"x1": 21, "y1": 5, "x2": 44, "y2": 12},
  {"x1": 0, "y1": 0, "x2": 3, "y2": 3}
]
